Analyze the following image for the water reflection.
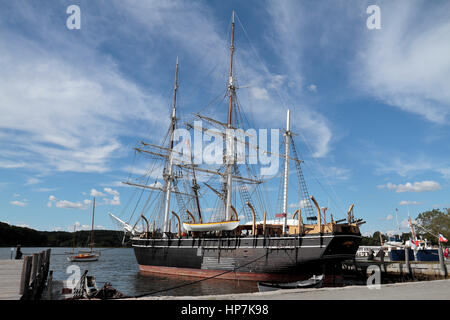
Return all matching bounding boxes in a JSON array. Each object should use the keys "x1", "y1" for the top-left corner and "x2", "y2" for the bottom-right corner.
[{"x1": 133, "y1": 271, "x2": 257, "y2": 297}]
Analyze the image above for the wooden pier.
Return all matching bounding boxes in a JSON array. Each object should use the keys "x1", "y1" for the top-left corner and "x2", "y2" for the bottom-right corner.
[
  {"x1": 343, "y1": 258, "x2": 450, "y2": 279},
  {"x1": 0, "y1": 249, "x2": 51, "y2": 300},
  {"x1": 0, "y1": 260, "x2": 24, "y2": 300}
]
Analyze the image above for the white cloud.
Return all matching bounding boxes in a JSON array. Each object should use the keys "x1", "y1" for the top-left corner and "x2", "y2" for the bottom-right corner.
[
  {"x1": 118, "y1": 0, "x2": 333, "y2": 159},
  {"x1": 10, "y1": 200, "x2": 27, "y2": 207},
  {"x1": 0, "y1": 160, "x2": 27, "y2": 169},
  {"x1": 49, "y1": 195, "x2": 91, "y2": 210},
  {"x1": 400, "y1": 218, "x2": 412, "y2": 230},
  {"x1": 25, "y1": 177, "x2": 39, "y2": 185},
  {"x1": 104, "y1": 188, "x2": 120, "y2": 197},
  {"x1": 307, "y1": 84, "x2": 317, "y2": 92},
  {"x1": 399, "y1": 200, "x2": 422, "y2": 206},
  {"x1": 356, "y1": 1, "x2": 450, "y2": 124},
  {"x1": 90, "y1": 189, "x2": 106, "y2": 197},
  {"x1": 98, "y1": 187, "x2": 121, "y2": 206},
  {"x1": 34, "y1": 187, "x2": 58, "y2": 192},
  {"x1": 437, "y1": 168, "x2": 450, "y2": 180},
  {"x1": 0, "y1": 2, "x2": 168, "y2": 175},
  {"x1": 104, "y1": 195, "x2": 121, "y2": 206},
  {"x1": 250, "y1": 87, "x2": 270, "y2": 100},
  {"x1": 319, "y1": 166, "x2": 351, "y2": 182},
  {"x1": 372, "y1": 154, "x2": 450, "y2": 183},
  {"x1": 381, "y1": 181, "x2": 441, "y2": 193},
  {"x1": 386, "y1": 214, "x2": 394, "y2": 221},
  {"x1": 264, "y1": 0, "x2": 332, "y2": 158},
  {"x1": 374, "y1": 156, "x2": 434, "y2": 177},
  {"x1": 55, "y1": 200, "x2": 85, "y2": 209}
]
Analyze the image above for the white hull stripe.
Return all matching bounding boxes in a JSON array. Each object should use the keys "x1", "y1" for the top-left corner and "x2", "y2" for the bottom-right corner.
[
  {"x1": 132, "y1": 245, "x2": 326, "y2": 249},
  {"x1": 132, "y1": 234, "x2": 361, "y2": 241}
]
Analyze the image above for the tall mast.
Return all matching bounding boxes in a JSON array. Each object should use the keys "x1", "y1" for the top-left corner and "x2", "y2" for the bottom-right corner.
[
  {"x1": 227, "y1": 11, "x2": 235, "y2": 126},
  {"x1": 72, "y1": 223, "x2": 76, "y2": 253},
  {"x1": 395, "y1": 208, "x2": 400, "y2": 233},
  {"x1": 163, "y1": 57, "x2": 179, "y2": 235},
  {"x1": 90, "y1": 197, "x2": 95, "y2": 252},
  {"x1": 188, "y1": 139, "x2": 203, "y2": 223},
  {"x1": 282, "y1": 109, "x2": 291, "y2": 234},
  {"x1": 225, "y1": 11, "x2": 236, "y2": 221}
]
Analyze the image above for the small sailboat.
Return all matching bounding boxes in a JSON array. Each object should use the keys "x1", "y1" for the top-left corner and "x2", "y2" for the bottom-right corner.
[
  {"x1": 67, "y1": 252, "x2": 99, "y2": 262},
  {"x1": 257, "y1": 275, "x2": 324, "y2": 292},
  {"x1": 67, "y1": 198, "x2": 100, "y2": 262}
]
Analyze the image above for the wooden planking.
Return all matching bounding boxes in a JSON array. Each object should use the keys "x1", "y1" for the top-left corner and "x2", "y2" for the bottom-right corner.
[{"x1": 0, "y1": 260, "x2": 24, "y2": 300}]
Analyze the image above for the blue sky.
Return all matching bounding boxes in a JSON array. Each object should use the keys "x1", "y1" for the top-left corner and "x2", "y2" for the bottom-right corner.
[{"x1": 1, "y1": 0, "x2": 449, "y2": 236}]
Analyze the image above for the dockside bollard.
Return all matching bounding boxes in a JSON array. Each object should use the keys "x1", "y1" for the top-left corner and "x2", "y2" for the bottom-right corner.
[
  {"x1": 404, "y1": 247, "x2": 411, "y2": 277},
  {"x1": 438, "y1": 242, "x2": 447, "y2": 277},
  {"x1": 31, "y1": 253, "x2": 39, "y2": 284},
  {"x1": 19, "y1": 256, "x2": 32, "y2": 296},
  {"x1": 47, "y1": 270, "x2": 53, "y2": 300}
]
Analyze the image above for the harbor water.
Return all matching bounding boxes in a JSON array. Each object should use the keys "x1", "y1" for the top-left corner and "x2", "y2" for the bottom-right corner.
[{"x1": 0, "y1": 247, "x2": 257, "y2": 297}]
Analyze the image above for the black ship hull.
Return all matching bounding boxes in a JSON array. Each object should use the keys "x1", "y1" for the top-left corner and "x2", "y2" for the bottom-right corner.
[{"x1": 132, "y1": 232, "x2": 361, "y2": 281}]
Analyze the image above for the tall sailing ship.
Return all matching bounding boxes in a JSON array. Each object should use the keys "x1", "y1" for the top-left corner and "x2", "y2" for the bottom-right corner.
[{"x1": 110, "y1": 12, "x2": 364, "y2": 282}]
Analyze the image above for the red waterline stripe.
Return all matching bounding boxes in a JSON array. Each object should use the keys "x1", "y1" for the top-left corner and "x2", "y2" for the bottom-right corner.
[{"x1": 138, "y1": 264, "x2": 306, "y2": 282}]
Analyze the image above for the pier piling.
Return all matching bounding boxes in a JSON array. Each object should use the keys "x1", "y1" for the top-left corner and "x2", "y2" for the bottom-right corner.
[
  {"x1": 404, "y1": 247, "x2": 411, "y2": 277},
  {"x1": 0, "y1": 249, "x2": 51, "y2": 300},
  {"x1": 438, "y1": 242, "x2": 447, "y2": 277}
]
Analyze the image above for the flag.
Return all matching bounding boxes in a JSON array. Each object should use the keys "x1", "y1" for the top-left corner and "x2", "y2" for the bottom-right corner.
[
  {"x1": 275, "y1": 213, "x2": 286, "y2": 218},
  {"x1": 439, "y1": 233, "x2": 448, "y2": 243},
  {"x1": 409, "y1": 238, "x2": 418, "y2": 249}
]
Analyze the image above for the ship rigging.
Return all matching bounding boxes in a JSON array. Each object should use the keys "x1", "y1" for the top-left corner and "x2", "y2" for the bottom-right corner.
[{"x1": 109, "y1": 11, "x2": 364, "y2": 281}]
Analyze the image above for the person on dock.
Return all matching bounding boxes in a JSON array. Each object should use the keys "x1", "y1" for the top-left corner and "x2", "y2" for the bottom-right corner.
[
  {"x1": 368, "y1": 249, "x2": 374, "y2": 260},
  {"x1": 15, "y1": 245, "x2": 22, "y2": 260}
]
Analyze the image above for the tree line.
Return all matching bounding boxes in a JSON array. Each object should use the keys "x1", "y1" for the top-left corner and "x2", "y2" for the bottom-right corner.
[
  {"x1": 361, "y1": 208, "x2": 449, "y2": 246},
  {"x1": 0, "y1": 222, "x2": 127, "y2": 247}
]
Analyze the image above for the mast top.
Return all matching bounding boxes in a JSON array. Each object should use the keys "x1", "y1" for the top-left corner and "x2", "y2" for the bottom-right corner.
[
  {"x1": 172, "y1": 57, "x2": 179, "y2": 120},
  {"x1": 286, "y1": 109, "x2": 291, "y2": 133}
]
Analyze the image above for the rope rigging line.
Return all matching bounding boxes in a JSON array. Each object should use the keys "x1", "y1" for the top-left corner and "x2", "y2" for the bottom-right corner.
[{"x1": 234, "y1": 11, "x2": 348, "y2": 220}]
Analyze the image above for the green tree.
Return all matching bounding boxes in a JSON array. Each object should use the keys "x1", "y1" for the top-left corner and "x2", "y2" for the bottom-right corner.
[
  {"x1": 361, "y1": 231, "x2": 387, "y2": 246},
  {"x1": 415, "y1": 209, "x2": 450, "y2": 245}
]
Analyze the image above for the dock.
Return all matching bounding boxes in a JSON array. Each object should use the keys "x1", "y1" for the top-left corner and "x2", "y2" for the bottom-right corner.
[
  {"x1": 344, "y1": 258, "x2": 450, "y2": 279},
  {"x1": 132, "y1": 278, "x2": 450, "y2": 300},
  {"x1": 0, "y1": 260, "x2": 24, "y2": 300},
  {"x1": 0, "y1": 249, "x2": 51, "y2": 300}
]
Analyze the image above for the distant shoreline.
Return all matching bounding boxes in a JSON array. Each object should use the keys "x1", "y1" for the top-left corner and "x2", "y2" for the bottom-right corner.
[{"x1": 0, "y1": 221, "x2": 128, "y2": 247}]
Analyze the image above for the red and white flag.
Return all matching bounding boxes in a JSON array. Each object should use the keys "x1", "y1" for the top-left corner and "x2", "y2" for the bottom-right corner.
[
  {"x1": 410, "y1": 238, "x2": 419, "y2": 248},
  {"x1": 439, "y1": 233, "x2": 448, "y2": 243}
]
